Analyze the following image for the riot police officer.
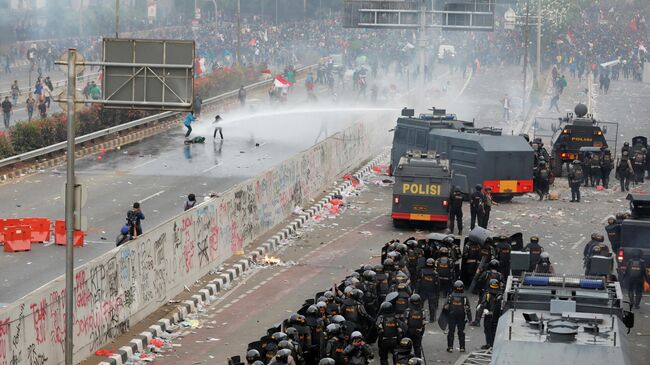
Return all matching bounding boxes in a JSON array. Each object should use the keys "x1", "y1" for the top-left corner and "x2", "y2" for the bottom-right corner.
[
  {"x1": 449, "y1": 186, "x2": 464, "y2": 235},
  {"x1": 583, "y1": 233, "x2": 605, "y2": 267},
  {"x1": 405, "y1": 240, "x2": 424, "y2": 288},
  {"x1": 304, "y1": 305, "x2": 325, "y2": 361},
  {"x1": 604, "y1": 216, "x2": 622, "y2": 253},
  {"x1": 375, "y1": 264, "x2": 391, "y2": 303},
  {"x1": 633, "y1": 148, "x2": 646, "y2": 183},
  {"x1": 494, "y1": 235, "x2": 512, "y2": 278},
  {"x1": 523, "y1": 236, "x2": 544, "y2": 271},
  {"x1": 461, "y1": 238, "x2": 481, "y2": 286},
  {"x1": 477, "y1": 279, "x2": 503, "y2": 349},
  {"x1": 535, "y1": 160, "x2": 551, "y2": 200},
  {"x1": 361, "y1": 270, "x2": 379, "y2": 317},
  {"x1": 585, "y1": 241, "x2": 612, "y2": 275},
  {"x1": 470, "y1": 184, "x2": 485, "y2": 230},
  {"x1": 343, "y1": 331, "x2": 373, "y2": 365},
  {"x1": 601, "y1": 148, "x2": 613, "y2": 189},
  {"x1": 623, "y1": 249, "x2": 648, "y2": 309},
  {"x1": 376, "y1": 302, "x2": 404, "y2": 365},
  {"x1": 436, "y1": 247, "x2": 455, "y2": 297},
  {"x1": 341, "y1": 289, "x2": 373, "y2": 333},
  {"x1": 417, "y1": 258, "x2": 439, "y2": 322},
  {"x1": 405, "y1": 294, "x2": 425, "y2": 357},
  {"x1": 568, "y1": 160, "x2": 583, "y2": 202},
  {"x1": 444, "y1": 281, "x2": 472, "y2": 353},
  {"x1": 324, "y1": 324, "x2": 346, "y2": 365},
  {"x1": 534, "y1": 252, "x2": 554, "y2": 273},
  {"x1": 617, "y1": 151, "x2": 634, "y2": 191},
  {"x1": 394, "y1": 282, "x2": 411, "y2": 318},
  {"x1": 582, "y1": 153, "x2": 591, "y2": 186}
]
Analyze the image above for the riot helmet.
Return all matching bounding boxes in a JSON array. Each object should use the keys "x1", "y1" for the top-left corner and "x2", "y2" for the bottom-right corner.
[
  {"x1": 363, "y1": 270, "x2": 376, "y2": 281},
  {"x1": 399, "y1": 337, "x2": 413, "y2": 350},
  {"x1": 379, "y1": 301, "x2": 394, "y2": 314},
  {"x1": 409, "y1": 294, "x2": 421, "y2": 307},
  {"x1": 306, "y1": 305, "x2": 318, "y2": 315},
  {"x1": 425, "y1": 258, "x2": 435, "y2": 267},
  {"x1": 530, "y1": 236, "x2": 539, "y2": 243},
  {"x1": 276, "y1": 349, "x2": 291, "y2": 361},
  {"x1": 271, "y1": 332, "x2": 288, "y2": 342},
  {"x1": 408, "y1": 358, "x2": 425, "y2": 365},
  {"x1": 489, "y1": 259, "x2": 500, "y2": 270},
  {"x1": 453, "y1": 280, "x2": 465, "y2": 292},
  {"x1": 246, "y1": 349, "x2": 261, "y2": 364},
  {"x1": 319, "y1": 358, "x2": 336, "y2": 365}
]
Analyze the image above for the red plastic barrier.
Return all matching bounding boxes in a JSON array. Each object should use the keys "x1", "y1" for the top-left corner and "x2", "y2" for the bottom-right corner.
[
  {"x1": 3, "y1": 226, "x2": 32, "y2": 252},
  {"x1": 0, "y1": 218, "x2": 24, "y2": 244},
  {"x1": 54, "y1": 220, "x2": 84, "y2": 247},
  {"x1": 23, "y1": 218, "x2": 51, "y2": 243}
]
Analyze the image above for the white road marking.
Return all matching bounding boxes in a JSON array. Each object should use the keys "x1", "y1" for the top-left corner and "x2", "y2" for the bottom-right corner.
[
  {"x1": 140, "y1": 190, "x2": 165, "y2": 202},
  {"x1": 202, "y1": 163, "x2": 222, "y2": 173},
  {"x1": 571, "y1": 238, "x2": 585, "y2": 250},
  {"x1": 132, "y1": 158, "x2": 158, "y2": 170}
]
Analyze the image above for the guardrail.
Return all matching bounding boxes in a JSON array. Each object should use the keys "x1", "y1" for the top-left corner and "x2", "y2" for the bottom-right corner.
[{"x1": 0, "y1": 64, "x2": 315, "y2": 169}]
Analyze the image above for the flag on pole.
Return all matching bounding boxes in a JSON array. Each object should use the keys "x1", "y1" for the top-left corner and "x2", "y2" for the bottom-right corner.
[{"x1": 274, "y1": 75, "x2": 291, "y2": 87}]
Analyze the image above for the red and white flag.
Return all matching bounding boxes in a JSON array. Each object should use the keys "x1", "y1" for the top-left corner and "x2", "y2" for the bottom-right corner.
[{"x1": 274, "y1": 75, "x2": 291, "y2": 87}]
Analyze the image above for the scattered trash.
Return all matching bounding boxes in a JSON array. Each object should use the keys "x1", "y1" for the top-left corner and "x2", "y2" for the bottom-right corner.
[
  {"x1": 95, "y1": 349, "x2": 114, "y2": 357},
  {"x1": 150, "y1": 338, "x2": 165, "y2": 348},
  {"x1": 359, "y1": 231, "x2": 373, "y2": 236}
]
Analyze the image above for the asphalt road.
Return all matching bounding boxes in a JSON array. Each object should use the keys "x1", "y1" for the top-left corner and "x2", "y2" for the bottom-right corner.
[{"x1": 0, "y1": 65, "x2": 476, "y2": 304}]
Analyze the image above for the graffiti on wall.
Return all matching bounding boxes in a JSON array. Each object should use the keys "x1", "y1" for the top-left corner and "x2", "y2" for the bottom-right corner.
[{"x1": 0, "y1": 118, "x2": 383, "y2": 365}]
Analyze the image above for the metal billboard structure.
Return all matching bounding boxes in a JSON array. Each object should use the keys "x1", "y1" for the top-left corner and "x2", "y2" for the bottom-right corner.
[{"x1": 102, "y1": 38, "x2": 195, "y2": 111}]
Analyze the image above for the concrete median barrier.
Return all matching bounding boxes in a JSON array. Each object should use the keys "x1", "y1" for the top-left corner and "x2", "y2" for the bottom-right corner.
[{"x1": 0, "y1": 109, "x2": 394, "y2": 365}]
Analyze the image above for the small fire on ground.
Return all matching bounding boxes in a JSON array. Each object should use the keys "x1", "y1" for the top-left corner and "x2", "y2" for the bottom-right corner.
[{"x1": 263, "y1": 255, "x2": 281, "y2": 265}]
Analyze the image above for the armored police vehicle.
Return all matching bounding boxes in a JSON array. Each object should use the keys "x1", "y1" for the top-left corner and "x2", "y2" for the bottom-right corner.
[
  {"x1": 392, "y1": 151, "x2": 452, "y2": 228},
  {"x1": 391, "y1": 108, "x2": 534, "y2": 200},
  {"x1": 490, "y1": 273, "x2": 635, "y2": 365},
  {"x1": 616, "y1": 194, "x2": 650, "y2": 282},
  {"x1": 549, "y1": 104, "x2": 608, "y2": 176}
]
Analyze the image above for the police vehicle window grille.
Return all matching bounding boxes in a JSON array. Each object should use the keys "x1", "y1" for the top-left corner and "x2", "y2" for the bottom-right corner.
[
  {"x1": 416, "y1": 132, "x2": 426, "y2": 147},
  {"x1": 396, "y1": 128, "x2": 407, "y2": 143},
  {"x1": 408, "y1": 129, "x2": 417, "y2": 145}
]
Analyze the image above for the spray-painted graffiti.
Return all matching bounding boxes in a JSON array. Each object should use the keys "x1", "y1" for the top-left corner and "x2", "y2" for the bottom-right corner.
[{"x1": 0, "y1": 119, "x2": 380, "y2": 365}]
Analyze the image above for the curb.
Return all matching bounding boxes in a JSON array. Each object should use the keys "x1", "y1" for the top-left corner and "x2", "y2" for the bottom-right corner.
[{"x1": 97, "y1": 150, "x2": 388, "y2": 365}]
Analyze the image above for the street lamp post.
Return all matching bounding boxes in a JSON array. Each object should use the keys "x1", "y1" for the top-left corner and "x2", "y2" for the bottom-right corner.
[
  {"x1": 236, "y1": 0, "x2": 241, "y2": 66},
  {"x1": 536, "y1": 0, "x2": 541, "y2": 83},
  {"x1": 523, "y1": 0, "x2": 530, "y2": 115},
  {"x1": 115, "y1": 0, "x2": 120, "y2": 38}
]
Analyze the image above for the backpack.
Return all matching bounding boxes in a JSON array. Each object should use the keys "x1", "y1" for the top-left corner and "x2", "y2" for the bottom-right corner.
[{"x1": 573, "y1": 166, "x2": 583, "y2": 181}]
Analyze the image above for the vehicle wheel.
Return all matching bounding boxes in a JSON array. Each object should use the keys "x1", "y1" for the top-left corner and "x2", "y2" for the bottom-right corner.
[
  {"x1": 393, "y1": 219, "x2": 406, "y2": 229},
  {"x1": 493, "y1": 194, "x2": 514, "y2": 203}
]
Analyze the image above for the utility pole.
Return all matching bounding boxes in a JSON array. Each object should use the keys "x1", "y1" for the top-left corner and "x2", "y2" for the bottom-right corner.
[
  {"x1": 236, "y1": 0, "x2": 241, "y2": 66},
  {"x1": 523, "y1": 0, "x2": 530, "y2": 114},
  {"x1": 115, "y1": 0, "x2": 120, "y2": 38},
  {"x1": 536, "y1": 0, "x2": 541, "y2": 85},
  {"x1": 64, "y1": 48, "x2": 77, "y2": 365},
  {"x1": 418, "y1": 0, "x2": 426, "y2": 85}
]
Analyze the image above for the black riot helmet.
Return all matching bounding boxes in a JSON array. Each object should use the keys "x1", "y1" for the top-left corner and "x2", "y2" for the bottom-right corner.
[
  {"x1": 530, "y1": 236, "x2": 539, "y2": 244},
  {"x1": 278, "y1": 340, "x2": 293, "y2": 351},
  {"x1": 286, "y1": 326, "x2": 300, "y2": 338},
  {"x1": 374, "y1": 264, "x2": 384, "y2": 273},
  {"x1": 439, "y1": 247, "x2": 449, "y2": 256},
  {"x1": 363, "y1": 264, "x2": 373, "y2": 271},
  {"x1": 488, "y1": 279, "x2": 500, "y2": 291},
  {"x1": 351, "y1": 288, "x2": 364, "y2": 301},
  {"x1": 271, "y1": 332, "x2": 287, "y2": 342},
  {"x1": 289, "y1": 313, "x2": 300, "y2": 324},
  {"x1": 607, "y1": 216, "x2": 616, "y2": 225},
  {"x1": 326, "y1": 323, "x2": 341, "y2": 336},
  {"x1": 453, "y1": 280, "x2": 465, "y2": 292},
  {"x1": 409, "y1": 294, "x2": 421, "y2": 307},
  {"x1": 316, "y1": 301, "x2": 327, "y2": 311},
  {"x1": 246, "y1": 349, "x2": 261, "y2": 363},
  {"x1": 384, "y1": 258, "x2": 394, "y2": 267},
  {"x1": 590, "y1": 232, "x2": 599, "y2": 240},
  {"x1": 489, "y1": 259, "x2": 500, "y2": 270},
  {"x1": 408, "y1": 358, "x2": 425, "y2": 365},
  {"x1": 319, "y1": 358, "x2": 336, "y2": 365},
  {"x1": 406, "y1": 239, "x2": 417, "y2": 248},
  {"x1": 363, "y1": 270, "x2": 376, "y2": 281},
  {"x1": 331, "y1": 315, "x2": 346, "y2": 324},
  {"x1": 306, "y1": 305, "x2": 318, "y2": 315},
  {"x1": 475, "y1": 184, "x2": 483, "y2": 191},
  {"x1": 323, "y1": 291, "x2": 335, "y2": 302},
  {"x1": 443, "y1": 236, "x2": 455, "y2": 246},
  {"x1": 425, "y1": 258, "x2": 435, "y2": 267},
  {"x1": 379, "y1": 301, "x2": 394, "y2": 314},
  {"x1": 399, "y1": 337, "x2": 413, "y2": 350},
  {"x1": 252, "y1": 361, "x2": 265, "y2": 365},
  {"x1": 276, "y1": 349, "x2": 291, "y2": 361}
]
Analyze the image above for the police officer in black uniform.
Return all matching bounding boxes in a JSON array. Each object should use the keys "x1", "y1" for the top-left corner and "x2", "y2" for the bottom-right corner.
[
  {"x1": 394, "y1": 283, "x2": 412, "y2": 319},
  {"x1": 535, "y1": 160, "x2": 551, "y2": 200},
  {"x1": 601, "y1": 148, "x2": 613, "y2": 189},
  {"x1": 590, "y1": 152, "x2": 602, "y2": 186},
  {"x1": 448, "y1": 186, "x2": 464, "y2": 235},
  {"x1": 376, "y1": 302, "x2": 404, "y2": 365},
  {"x1": 343, "y1": 331, "x2": 373, "y2": 365},
  {"x1": 417, "y1": 258, "x2": 439, "y2": 322},
  {"x1": 534, "y1": 252, "x2": 554, "y2": 273},
  {"x1": 469, "y1": 184, "x2": 485, "y2": 230},
  {"x1": 477, "y1": 279, "x2": 503, "y2": 349},
  {"x1": 523, "y1": 236, "x2": 544, "y2": 272},
  {"x1": 341, "y1": 289, "x2": 373, "y2": 334},
  {"x1": 375, "y1": 264, "x2": 391, "y2": 303},
  {"x1": 568, "y1": 160, "x2": 583, "y2": 202},
  {"x1": 583, "y1": 233, "x2": 604, "y2": 268},
  {"x1": 324, "y1": 324, "x2": 346, "y2": 365},
  {"x1": 405, "y1": 294, "x2": 425, "y2": 357},
  {"x1": 436, "y1": 247, "x2": 455, "y2": 297},
  {"x1": 604, "y1": 217, "x2": 622, "y2": 254},
  {"x1": 461, "y1": 238, "x2": 481, "y2": 286},
  {"x1": 405, "y1": 240, "x2": 423, "y2": 289},
  {"x1": 623, "y1": 249, "x2": 648, "y2": 309},
  {"x1": 246, "y1": 349, "x2": 261, "y2": 365},
  {"x1": 304, "y1": 305, "x2": 325, "y2": 361},
  {"x1": 444, "y1": 281, "x2": 472, "y2": 353},
  {"x1": 617, "y1": 151, "x2": 634, "y2": 191},
  {"x1": 494, "y1": 235, "x2": 512, "y2": 278},
  {"x1": 393, "y1": 338, "x2": 414, "y2": 365}
]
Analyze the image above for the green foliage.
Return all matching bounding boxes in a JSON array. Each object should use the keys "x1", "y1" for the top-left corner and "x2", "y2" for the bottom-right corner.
[{"x1": 0, "y1": 133, "x2": 15, "y2": 159}]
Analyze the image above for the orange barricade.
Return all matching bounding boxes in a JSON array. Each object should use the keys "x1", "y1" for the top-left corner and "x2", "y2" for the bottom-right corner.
[
  {"x1": 23, "y1": 218, "x2": 51, "y2": 243},
  {"x1": 0, "y1": 218, "x2": 23, "y2": 244},
  {"x1": 3, "y1": 226, "x2": 32, "y2": 252},
  {"x1": 54, "y1": 220, "x2": 84, "y2": 247}
]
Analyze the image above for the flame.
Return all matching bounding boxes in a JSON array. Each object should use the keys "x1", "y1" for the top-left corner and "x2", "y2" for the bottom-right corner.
[{"x1": 263, "y1": 255, "x2": 281, "y2": 265}]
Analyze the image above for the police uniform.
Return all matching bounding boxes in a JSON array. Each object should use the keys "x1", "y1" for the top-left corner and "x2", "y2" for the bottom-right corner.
[
  {"x1": 623, "y1": 254, "x2": 648, "y2": 309},
  {"x1": 436, "y1": 256, "x2": 454, "y2": 297},
  {"x1": 590, "y1": 153, "x2": 602, "y2": 186},
  {"x1": 495, "y1": 238, "x2": 512, "y2": 278},
  {"x1": 461, "y1": 240, "x2": 481, "y2": 285},
  {"x1": 601, "y1": 151, "x2": 613, "y2": 188},
  {"x1": 445, "y1": 291, "x2": 471, "y2": 351},
  {"x1": 376, "y1": 306, "x2": 404, "y2": 365},
  {"x1": 604, "y1": 219, "x2": 622, "y2": 253},
  {"x1": 478, "y1": 289, "x2": 503, "y2": 348},
  {"x1": 523, "y1": 239, "x2": 544, "y2": 272},
  {"x1": 416, "y1": 264, "x2": 439, "y2": 321},
  {"x1": 448, "y1": 189, "x2": 464, "y2": 235},
  {"x1": 405, "y1": 304, "x2": 425, "y2": 357},
  {"x1": 469, "y1": 188, "x2": 485, "y2": 230},
  {"x1": 568, "y1": 163, "x2": 583, "y2": 202}
]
